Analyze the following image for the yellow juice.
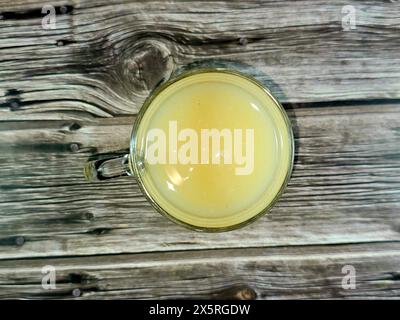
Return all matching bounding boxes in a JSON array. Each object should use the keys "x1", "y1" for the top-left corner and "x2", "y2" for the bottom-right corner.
[{"x1": 133, "y1": 71, "x2": 293, "y2": 230}]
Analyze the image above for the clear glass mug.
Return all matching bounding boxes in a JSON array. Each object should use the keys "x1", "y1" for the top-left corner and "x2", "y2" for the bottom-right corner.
[{"x1": 84, "y1": 66, "x2": 294, "y2": 232}]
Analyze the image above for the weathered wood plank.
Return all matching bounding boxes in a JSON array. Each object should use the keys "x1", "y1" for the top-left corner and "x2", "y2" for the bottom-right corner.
[
  {"x1": 1, "y1": 0, "x2": 400, "y2": 120},
  {"x1": 0, "y1": 0, "x2": 399, "y2": 299},
  {"x1": 0, "y1": 103, "x2": 399, "y2": 259},
  {"x1": 0, "y1": 243, "x2": 399, "y2": 299}
]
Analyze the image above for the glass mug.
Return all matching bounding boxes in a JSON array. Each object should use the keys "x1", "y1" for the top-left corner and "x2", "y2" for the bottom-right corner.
[{"x1": 84, "y1": 68, "x2": 294, "y2": 232}]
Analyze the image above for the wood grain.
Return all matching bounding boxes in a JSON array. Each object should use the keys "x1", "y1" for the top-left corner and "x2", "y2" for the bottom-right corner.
[
  {"x1": 1, "y1": 0, "x2": 400, "y2": 121},
  {"x1": 1, "y1": 243, "x2": 399, "y2": 299},
  {"x1": 0, "y1": 103, "x2": 399, "y2": 260},
  {"x1": 1, "y1": 0, "x2": 400, "y2": 299}
]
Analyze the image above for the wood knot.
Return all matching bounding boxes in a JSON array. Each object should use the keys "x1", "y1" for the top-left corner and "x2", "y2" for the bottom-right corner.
[
  {"x1": 115, "y1": 40, "x2": 174, "y2": 95},
  {"x1": 389, "y1": 272, "x2": 400, "y2": 281},
  {"x1": 88, "y1": 227, "x2": 112, "y2": 235},
  {"x1": 85, "y1": 212, "x2": 95, "y2": 220},
  {"x1": 68, "y1": 122, "x2": 81, "y2": 131},
  {"x1": 234, "y1": 286, "x2": 257, "y2": 300},
  {"x1": 214, "y1": 285, "x2": 257, "y2": 300}
]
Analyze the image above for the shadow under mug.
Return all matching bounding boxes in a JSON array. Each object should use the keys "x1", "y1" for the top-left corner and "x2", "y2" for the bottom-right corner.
[{"x1": 84, "y1": 68, "x2": 294, "y2": 232}]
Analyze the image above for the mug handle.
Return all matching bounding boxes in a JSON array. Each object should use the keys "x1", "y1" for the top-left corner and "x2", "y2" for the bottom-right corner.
[{"x1": 84, "y1": 153, "x2": 132, "y2": 181}]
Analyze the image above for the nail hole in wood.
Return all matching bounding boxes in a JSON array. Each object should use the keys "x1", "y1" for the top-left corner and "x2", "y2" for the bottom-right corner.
[
  {"x1": 239, "y1": 37, "x2": 248, "y2": 46},
  {"x1": 70, "y1": 143, "x2": 80, "y2": 152},
  {"x1": 15, "y1": 236, "x2": 25, "y2": 246},
  {"x1": 72, "y1": 288, "x2": 81, "y2": 297}
]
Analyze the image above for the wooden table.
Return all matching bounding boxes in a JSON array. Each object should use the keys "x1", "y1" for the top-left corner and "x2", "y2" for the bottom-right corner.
[{"x1": 0, "y1": 0, "x2": 399, "y2": 299}]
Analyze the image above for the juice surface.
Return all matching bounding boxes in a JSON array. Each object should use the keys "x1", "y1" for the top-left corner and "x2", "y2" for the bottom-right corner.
[{"x1": 133, "y1": 71, "x2": 292, "y2": 229}]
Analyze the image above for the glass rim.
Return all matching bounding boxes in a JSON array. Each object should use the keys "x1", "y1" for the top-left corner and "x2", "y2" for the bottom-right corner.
[{"x1": 129, "y1": 67, "x2": 295, "y2": 232}]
